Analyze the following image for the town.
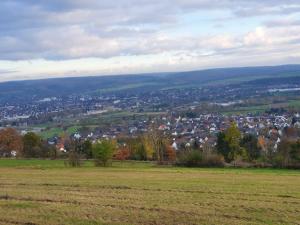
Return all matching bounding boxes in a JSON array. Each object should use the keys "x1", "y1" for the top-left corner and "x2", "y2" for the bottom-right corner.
[
  {"x1": 1, "y1": 80, "x2": 300, "y2": 160},
  {"x1": 1, "y1": 74, "x2": 300, "y2": 125}
]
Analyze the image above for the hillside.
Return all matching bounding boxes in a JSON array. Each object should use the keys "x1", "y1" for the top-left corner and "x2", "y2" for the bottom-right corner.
[{"x1": 1, "y1": 64, "x2": 300, "y2": 103}]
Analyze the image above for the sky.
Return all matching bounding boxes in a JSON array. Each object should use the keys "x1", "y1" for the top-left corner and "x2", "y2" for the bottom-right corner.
[{"x1": 1, "y1": 0, "x2": 300, "y2": 82}]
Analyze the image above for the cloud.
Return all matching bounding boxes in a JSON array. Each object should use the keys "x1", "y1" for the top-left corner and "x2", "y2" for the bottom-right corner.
[
  {"x1": 1, "y1": 0, "x2": 300, "y2": 81},
  {"x1": 264, "y1": 18, "x2": 300, "y2": 27},
  {"x1": 1, "y1": 1, "x2": 300, "y2": 60}
]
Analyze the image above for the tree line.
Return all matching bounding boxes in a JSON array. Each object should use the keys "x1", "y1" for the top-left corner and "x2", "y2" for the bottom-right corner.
[
  {"x1": 215, "y1": 123, "x2": 300, "y2": 168},
  {"x1": 0, "y1": 125, "x2": 300, "y2": 168},
  {"x1": 0, "y1": 127, "x2": 176, "y2": 167}
]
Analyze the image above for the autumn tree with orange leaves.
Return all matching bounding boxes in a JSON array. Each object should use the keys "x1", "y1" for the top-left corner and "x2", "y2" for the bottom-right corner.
[{"x1": 0, "y1": 128, "x2": 23, "y2": 157}]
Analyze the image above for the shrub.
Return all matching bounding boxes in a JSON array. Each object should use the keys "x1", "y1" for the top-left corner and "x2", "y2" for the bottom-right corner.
[
  {"x1": 201, "y1": 154, "x2": 225, "y2": 167},
  {"x1": 65, "y1": 150, "x2": 82, "y2": 167},
  {"x1": 177, "y1": 150, "x2": 224, "y2": 167},
  {"x1": 114, "y1": 147, "x2": 131, "y2": 161},
  {"x1": 22, "y1": 132, "x2": 42, "y2": 158},
  {"x1": 165, "y1": 145, "x2": 176, "y2": 162},
  {"x1": 92, "y1": 140, "x2": 116, "y2": 167},
  {"x1": 176, "y1": 150, "x2": 203, "y2": 167}
]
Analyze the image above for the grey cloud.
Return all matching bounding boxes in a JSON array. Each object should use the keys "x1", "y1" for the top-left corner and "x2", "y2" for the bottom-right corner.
[
  {"x1": 1, "y1": 0, "x2": 300, "y2": 60},
  {"x1": 234, "y1": 5, "x2": 300, "y2": 17},
  {"x1": 0, "y1": 69, "x2": 16, "y2": 74},
  {"x1": 265, "y1": 19, "x2": 300, "y2": 27}
]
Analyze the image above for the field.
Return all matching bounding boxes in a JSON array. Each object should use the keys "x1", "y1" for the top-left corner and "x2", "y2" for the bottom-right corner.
[{"x1": 0, "y1": 160, "x2": 300, "y2": 225}]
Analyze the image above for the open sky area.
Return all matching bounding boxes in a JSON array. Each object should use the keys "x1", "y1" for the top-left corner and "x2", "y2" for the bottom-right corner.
[{"x1": 1, "y1": 0, "x2": 300, "y2": 81}]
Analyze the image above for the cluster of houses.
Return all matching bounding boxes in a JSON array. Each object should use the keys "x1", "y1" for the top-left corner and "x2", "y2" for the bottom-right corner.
[
  {"x1": 46, "y1": 111, "x2": 300, "y2": 153},
  {"x1": 153, "y1": 112, "x2": 300, "y2": 151}
]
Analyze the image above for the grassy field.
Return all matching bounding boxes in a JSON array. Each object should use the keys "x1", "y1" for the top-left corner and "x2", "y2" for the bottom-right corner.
[
  {"x1": 222, "y1": 105, "x2": 270, "y2": 115},
  {"x1": 288, "y1": 99, "x2": 300, "y2": 108},
  {"x1": 0, "y1": 160, "x2": 299, "y2": 225}
]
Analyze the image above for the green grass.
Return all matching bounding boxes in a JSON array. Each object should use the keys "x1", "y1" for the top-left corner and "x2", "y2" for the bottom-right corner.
[
  {"x1": 0, "y1": 159, "x2": 67, "y2": 168},
  {"x1": 0, "y1": 159, "x2": 299, "y2": 225},
  {"x1": 222, "y1": 99, "x2": 300, "y2": 115},
  {"x1": 94, "y1": 82, "x2": 160, "y2": 93},
  {"x1": 0, "y1": 159, "x2": 155, "y2": 169},
  {"x1": 288, "y1": 99, "x2": 300, "y2": 108},
  {"x1": 38, "y1": 126, "x2": 80, "y2": 139},
  {"x1": 222, "y1": 105, "x2": 270, "y2": 115},
  {"x1": 39, "y1": 127, "x2": 64, "y2": 139},
  {"x1": 66, "y1": 125, "x2": 80, "y2": 134}
]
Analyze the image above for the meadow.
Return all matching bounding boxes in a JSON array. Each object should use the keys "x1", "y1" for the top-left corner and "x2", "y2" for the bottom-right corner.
[{"x1": 0, "y1": 159, "x2": 299, "y2": 225}]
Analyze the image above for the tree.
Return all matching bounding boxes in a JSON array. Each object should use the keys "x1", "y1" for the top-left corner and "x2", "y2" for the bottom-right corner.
[
  {"x1": 290, "y1": 140, "x2": 300, "y2": 163},
  {"x1": 275, "y1": 139, "x2": 300, "y2": 168},
  {"x1": 0, "y1": 128, "x2": 23, "y2": 157},
  {"x1": 82, "y1": 139, "x2": 93, "y2": 158},
  {"x1": 283, "y1": 127, "x2": 297, "y2": 138},
  {"x1": 114, "y1": 146, "x2": 130, "y2": 161},
  {"x1": 92, "y1": 140, "x2": 116, "y2": 166},
  {"x1": 66, "y1": 149, "x2": 82, "y2": 167},
  {"x1": 22, "y1": 132, "x2": 42, "y2": 158},
  {"x1": 135, "y1": 142, "x2": 147, "y2": 160},
  {"x1": 165, "y1": 145, "x2": 176, "y2": 162},
  {"x1": 225, "y1": 123, "x2": 247, "y2": 161},
  {"x1": 275, "y1": 139, "x2": 292, "y2": 167},
  {"x1": 146, "y1": 127, "x2": 166, "y2": 162},
  {"x1": 70, "y1": 139, "x2": 93, "y2": 158},
  {"x1": 257, "y1": 136, "x2": 267, "y2": 153},
  {"x1": 241, "y1": 134, "x2": 261, "y2": 161},
  {"x1": 64, "y1": 139, "x2": 83, "y2": 167},
  {"x1": 142, "y1": 135, "x2": 154, "y2": 160},
  {"x1": 41, "y1": 141, "x2": 57, "y2": 159},
  {"x1": 126, "y1": 137, "x2": 147, "y2": 160},
  {"x1": 216, "y1": 132, "x2": 230, "y2": 162}
]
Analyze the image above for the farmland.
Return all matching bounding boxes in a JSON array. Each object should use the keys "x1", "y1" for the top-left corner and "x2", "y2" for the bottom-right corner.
[{"x1": 0, "y1": 160, "x2": 299, "y2": 225}]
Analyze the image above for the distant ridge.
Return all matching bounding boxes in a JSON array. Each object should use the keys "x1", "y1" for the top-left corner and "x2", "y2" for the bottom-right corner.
[{"x1": 1, "y1": 64, "x2": 300, "y2": 103}]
